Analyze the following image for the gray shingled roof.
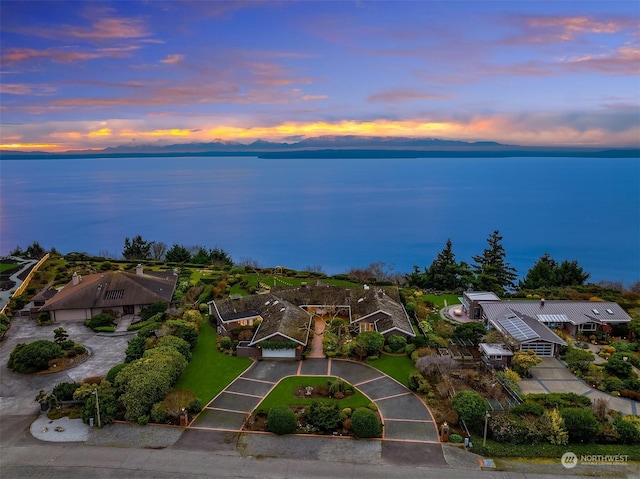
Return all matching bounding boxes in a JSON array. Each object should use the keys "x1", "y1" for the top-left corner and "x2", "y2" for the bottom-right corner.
[
  {"x1": 213, "y1": 293, "x2": 312, "y2": 345},
  {"x1": 481, "y1": 300, "x2": 631, "y2": 326},
  {"x1": 211, "y1": 285, "x2": 415, "y2": 345},
  {"x1": 41, "y1": 270, "x2": 178, "y2": 311}
]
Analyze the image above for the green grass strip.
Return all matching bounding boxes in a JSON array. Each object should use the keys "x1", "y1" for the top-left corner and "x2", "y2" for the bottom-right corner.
[
  {"x1": 367, "y1": 353, "x2": 415, "y2": 387},
  {"x1": 256, "y1": 376, "x2": 370, "y2": 412},
  {"x1": 174, "y1": 321, "x2": 252, "y2": 403},
  {"x1": 0, "y1": 263, "x2": 20, "y2": 273},
  {"x1": 474, "y1": 439, "x2": 640, "y2": 461}
]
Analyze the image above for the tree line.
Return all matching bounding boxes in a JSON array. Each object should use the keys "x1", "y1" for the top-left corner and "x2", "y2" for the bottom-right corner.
[
  {"x1": 122, "y1": 235, "x2": 232, "y2": 267},
  {"x1": 405, "y1": 230, "x2": 590, "y2": 295}
]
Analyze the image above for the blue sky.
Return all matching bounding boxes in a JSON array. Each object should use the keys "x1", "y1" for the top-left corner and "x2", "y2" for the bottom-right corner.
[{"x1": 1, "y1": 1, "x2": 638, "y2": 151}]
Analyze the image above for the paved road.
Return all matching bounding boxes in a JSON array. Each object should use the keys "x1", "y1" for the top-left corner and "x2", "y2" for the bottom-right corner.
[{"x1": 0, "y1": 257, "x2": 38, "y2": 312}]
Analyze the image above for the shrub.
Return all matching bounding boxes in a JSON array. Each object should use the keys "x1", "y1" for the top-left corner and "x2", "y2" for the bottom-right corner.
[
  {"x1": 82, "y1": 393, "x2": 119, "y2": 426},
  {"x1": 136, "y1": 321, "x2": 162, "y2": 338},
  {"x1": 84, "y1": 313, "x2": 115, "y2": 331},
  {"x1": 407, "y1": 370, "x2": 431, "y2": 394},
  {"x1": 73, "y1": 344, "x2": 87, "y2": 355},
  {"x1": 604, "y1": 353, "x2": 633, "y2": 379},
  {"x1": 8, "y1": 340, "x2": 64, "y2": 373},
  {"x1": 488, "y1": 413, "x2": 543, "y2": 445},
  {"x1": 540, "y1": 408, "x2": 568, "y2": 445},
  {"x1": 219, "y1": 336, "x2": 233, "y2": 350},
  {"x1": 448, "y1": 433, "x2": 464, "y2": 443},
  {"x1": 511, "y1": 402, "x2": 544, "y2": 417},
  {"x1": 405, "y1": 343, "x2": 416, "y2": 356},
  {"x1": 355, "y1": 331, "x2": 385, "y2": 356},
  {"x1": 124, "y1": 336, "x2": 147, "y2": 363},
  {"x1": 52, "y1": 382, "x2": 80, "y2": 401},
  {"x1": 267, "y1": 406, "x2": 297, "y2": 435},
  {"x1": 603, "y1": 376, "x2": 625, "y2": 393},
  {"x1": 451, "y1": 390, "x2": 488, "y2": 432},
  {"x1": 560, "y1": 408, "x2": 601, "y2": 443},
  {"x1": 151, "y1": 402, "x2": 170, "y2": 424},
  {"x1": 614, "y1": 419, "x2": 640, "y2": 444},
  {"x1": 157, "y1": 335, "x2": 192, "y2": 361},
  {"x1": 351, "y1": 408, "x2": 382, "y2": 438},
  {"x1": 140, "y1": 302, "x2": 168, "y2": 321},
  {"x1": 94, "y1": 326, "x2": 115, "y2": 333},
  {"x1": 305, "y1": 401, "x2": 341, "y2": 432},
  {"x1": 137, "y1": 415, "x2": 150, "y2": 426},
  {"x1": 563, "y1": 347, "x2": 595, "y2": 374},
  {"x1": 386, "y1": 334, "x2": 407, "y2": 353},
  {"x1": 106, "y1": 363, "x2": 128, "y2": 383}
]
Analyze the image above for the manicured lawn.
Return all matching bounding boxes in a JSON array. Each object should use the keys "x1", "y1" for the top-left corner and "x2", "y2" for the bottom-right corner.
[
  {"x1": 174, "y1": 321, "x2": 252, "y2": 403},
  {"x1": 255, "y1": 376, "x2": 371, "y2": 412},
  {"x1": 422, "y1": 293, "x2": 460, "y2": 309},
  {"x1": 367, "y1": 353, "x2": 415, "y2": 387},
  {"x1": 0, "y1": 263, "x2": 19, "y2": 273}
]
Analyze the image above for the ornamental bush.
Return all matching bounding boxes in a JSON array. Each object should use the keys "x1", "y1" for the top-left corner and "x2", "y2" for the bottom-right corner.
[
  {"x1": 386, "y1": 334, "x2": 407, "y2": 353},
  {"x1": 84, "y1": 313, "x2": 115, "y2": 331},
  {"x1": 219, "y1": 336, "x2": 233, "y2": 350},
  {"x1": 614, "y1": 419, "x2": 640, "y2": 444},
  {"x1": 351, "y1": 408, "x2": 382, "y2": 438},
  {"x1": 560, "y1": 408, "x2": 601, "y2": 443},
  {"x1": 52, "y1": 382, "x2": 80, "y2": 401},
  {"x1": 407, "y1": 370, "x2": 430, "y2": 394},
  {"x1": 451, "y1": 390, "x2": 488, "y2": 432},
  {"x1": 8, "y1": 340, "x2": 64, "y2": 374},
  {"x1": 305, "y1": 401, "x2": 341, "y2": 432},
  {"x1": 267, "y1": 406, "x2": 297, "y2": 435}
]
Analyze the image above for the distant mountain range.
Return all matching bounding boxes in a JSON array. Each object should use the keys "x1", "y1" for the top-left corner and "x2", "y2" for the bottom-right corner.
[{"x1": 2, "y1": 136, "x2": 639, "y2": 159}]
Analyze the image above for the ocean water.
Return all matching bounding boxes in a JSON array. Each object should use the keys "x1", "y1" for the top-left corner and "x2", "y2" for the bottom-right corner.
[{"x1": 1, "y1": 156, "x2": 638, "y2": 284}]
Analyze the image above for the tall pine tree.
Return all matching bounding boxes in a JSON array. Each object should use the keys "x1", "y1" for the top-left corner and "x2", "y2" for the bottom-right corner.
[{"x1": 472, "y1": 230, "x2": 517, "y2": 295}]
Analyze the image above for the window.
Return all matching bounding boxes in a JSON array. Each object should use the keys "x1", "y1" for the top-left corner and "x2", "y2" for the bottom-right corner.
[
  {"x1": 581, "y1": 323, "x2": 597, "y2": 332},
  {"x1": 359, "y1": 322, "x2": 375, "y2": 333}
]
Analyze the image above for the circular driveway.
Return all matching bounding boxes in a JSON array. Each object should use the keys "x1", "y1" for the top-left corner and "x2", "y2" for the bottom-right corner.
[{"x1": 190, "y1": 358, "x2": 440, "y2": 444}]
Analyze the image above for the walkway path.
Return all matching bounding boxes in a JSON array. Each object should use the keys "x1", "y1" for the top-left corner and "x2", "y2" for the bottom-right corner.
[
  {"x1": 190, "y1": 359, "x2": 441, "y2": 445},
  {"x1": 519, "y1": 357, "x2": 639, "y2": 415},
  {"x1": 308, "y1": 316, "x2": 325, "y2": 358}
]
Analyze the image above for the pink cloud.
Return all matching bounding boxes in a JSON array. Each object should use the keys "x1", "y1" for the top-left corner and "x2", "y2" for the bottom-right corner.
[{"x1": 161, "y1": 54, "x2": 184, "y2": 64}]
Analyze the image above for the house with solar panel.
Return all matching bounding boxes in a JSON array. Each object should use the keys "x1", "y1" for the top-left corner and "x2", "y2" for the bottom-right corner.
[
  {"x1": 477, "y1": 296, "x2": 631, "y2": 357},
  {"x1": 209, "y1": 284, "x2": 415, "y2": 360}
]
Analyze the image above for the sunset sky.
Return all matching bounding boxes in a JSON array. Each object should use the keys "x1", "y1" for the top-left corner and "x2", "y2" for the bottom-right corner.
[{"x1": 1, "y1": 1, "x2": 639, "y2": 151}]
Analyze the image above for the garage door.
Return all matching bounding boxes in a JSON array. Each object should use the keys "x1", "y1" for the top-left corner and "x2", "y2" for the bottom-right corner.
[
  {"x1": 521, "y1": 341, "x2": 553, "y2": 357},
  {"x1": 261, "y1": 348, "x2": 296, "y2": 359}
]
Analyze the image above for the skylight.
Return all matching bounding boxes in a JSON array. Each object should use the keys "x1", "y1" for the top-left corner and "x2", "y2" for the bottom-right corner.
[
  {"x1": 592, "y1": 309, "x2": 600, "y2": 315},
  {"x1": 606, "y1": 309, "x2": 614, "y2": 315}
]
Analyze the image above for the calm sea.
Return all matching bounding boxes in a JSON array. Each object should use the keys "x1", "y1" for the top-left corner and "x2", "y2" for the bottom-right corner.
[{"x1": 1, "y1": 156, "x2": 638, "y2": 284}]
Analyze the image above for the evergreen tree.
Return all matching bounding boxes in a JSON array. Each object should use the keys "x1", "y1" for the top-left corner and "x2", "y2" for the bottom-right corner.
[
  {"x1": 427, "y1": 239, "x2": 463, "y2": 290},
  {"x1": 520, "y1": 253, "x2": 590, "y2": 289},
  {"x1": 165, "y1": 244, "x2": 192, "y2": 263},
  {"x1": 520, "y1": 253, "x2": 558, "y2": 289},
  {"x1": 472, "y1": 230, "x2": 517, "y2": 295},
  {"x1": 556, "y1": 260, "x2": 590, "y2": 287},
  {"x1": 122, "y1": 235, "x2": 152, "y2": 260}
]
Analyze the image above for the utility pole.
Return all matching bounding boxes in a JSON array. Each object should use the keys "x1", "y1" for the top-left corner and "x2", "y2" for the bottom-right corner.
[{"x1": 93, "y1": 388, "x2": 101, "y2": 428}]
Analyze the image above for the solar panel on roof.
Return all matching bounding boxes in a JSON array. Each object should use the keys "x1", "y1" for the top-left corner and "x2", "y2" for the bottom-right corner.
[
  {"x1": 497, "y1": 316, "x2": 539, "y2": 342},
  {"x1": 537, "y1": 314, "x2": 570, "y2": 323}
]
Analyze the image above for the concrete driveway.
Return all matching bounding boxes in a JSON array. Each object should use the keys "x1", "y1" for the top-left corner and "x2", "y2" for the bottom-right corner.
[
  {"x1": 0, "y1": 317, "x2": 132, "y2": 416},
  {"x1": 520, "y1": 357, "x2": 639, "y2": 415},
  {"x1": 191, "y1": 358, "x2": 440, "y2": 445}
]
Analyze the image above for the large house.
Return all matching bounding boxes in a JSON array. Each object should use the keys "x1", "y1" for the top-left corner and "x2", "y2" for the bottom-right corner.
[
  {"x1": 39, "y1": 265, "x2": 178, "y2": 322},
  {"x1": 474, "y1": 294, "x2": 631, "y2": 357},
  {"x1": 209, "y1": 284, "x2": 415, "y2": 359}
]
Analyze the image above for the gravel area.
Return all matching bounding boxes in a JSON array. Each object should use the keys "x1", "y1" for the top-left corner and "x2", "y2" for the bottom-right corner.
[
  {"x1": 85, "y1": 422, "x2": 184, "y2": 448},
  {"x1": 30, "y1": 414, "x2": 89, "y2": 442}
]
